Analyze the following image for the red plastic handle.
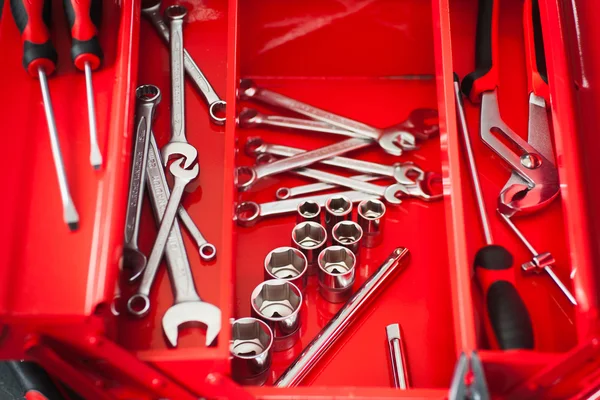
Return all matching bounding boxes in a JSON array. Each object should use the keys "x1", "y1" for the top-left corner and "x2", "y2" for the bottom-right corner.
[
  {"x1": 9, "y1": 0, "x2": 57, "y2": 76},
  {"x1": 524, "y1": 0, "x2": 549, "y2": 103},
  {"x1": 63, "y1": 0, "x2": 103, "y2": 71},
  {"x1": 461, "y1": 0, "x2": 500, "y2": 103}
]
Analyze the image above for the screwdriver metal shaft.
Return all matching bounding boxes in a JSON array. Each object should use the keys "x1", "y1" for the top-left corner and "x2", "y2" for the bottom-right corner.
[{"x1": 85, "y1": 61, "x2": 102, "y2": 168}]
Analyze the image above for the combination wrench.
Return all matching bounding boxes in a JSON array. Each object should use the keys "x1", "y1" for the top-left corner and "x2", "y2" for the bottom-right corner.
[
  {"x1": 235, "y1": 190, "x2": 378, "y2": 227},
  {"x1": 122, "y1": 85, "x2": 161, "y2": 278},
  {"x1": 161, "y1": 5, "x2": 198, "y2": 167},
  {"x1": 238, "y1": 80, "x2": 440, "y2": 156},
  {"x1": 141, "y1": 1, "x2": 226, "y2": 124}
]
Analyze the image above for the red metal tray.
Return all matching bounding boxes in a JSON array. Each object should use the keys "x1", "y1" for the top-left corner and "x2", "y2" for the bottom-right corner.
[{"x1": 1, "y1": 0, "x2": 600, "y2": 398}]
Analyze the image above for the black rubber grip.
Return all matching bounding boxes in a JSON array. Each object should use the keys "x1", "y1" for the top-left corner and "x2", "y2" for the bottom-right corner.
[
  {"x1": 63, "y1": 0, "x2": 103, "y2": 66},
  {"x1": 461, "y1": 0, "x2": 495, "y2": 98},
  {"x1": 474, "y1": 244, "x2": 513, "y2": 270},
  {"x1": 22, "y1": 40, "x2": 58, "y2": 72},
  {"x1": 531, "y1": 0, "x2": 548, "y2": 84}
]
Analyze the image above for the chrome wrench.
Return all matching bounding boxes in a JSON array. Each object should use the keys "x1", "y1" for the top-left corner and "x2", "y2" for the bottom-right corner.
[
  {"x1": 235, "y1": 190, "x2": 378, "y2": 227},
  {"x1": 121, "y1": 85, "x2": 161, "y2": 278},
  {"x1": 162, "y1": 5, "x2": 198, "y2": 167},
  {"x1": 141, "y1": 1, "x2": 226, "y2": 124},
  {"x1": 238, "y1": 80, "x2": 440, "y2": 155},
  {"x1": 275, "y1": 174, "x2": 378, "y2": 200}
]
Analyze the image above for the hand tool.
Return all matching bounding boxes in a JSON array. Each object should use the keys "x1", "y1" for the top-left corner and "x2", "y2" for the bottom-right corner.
[
  {"x1": 246, "y1": 137, "x2": 426, "y2": 186},
  {"x1": 161, "y1": 5, "x2": 198, "y2": 168},
  {"x1": 238, "y1": 81, "x2": 440, "y2": 156},
  {"x1": 121, "y1": 85, "x2": 161, "y2": 276},
  {"x1": 455, "y1": 74, "x2": 534, "y2": 349},
  {"x1": 251, "y1": 280, "x2": 303, "y2": 351},
  {"x1": 332, "y1": 221, "x2": 363, "y2": 256},
  {"x1": 275, "y1": 247, "x2": 410, "y2": 387},
  {"x1": 129, "y1": 157, "x2": 220, "y2": 347},
  {"x1": 63, "y1": 0, "x2": 103, "y2": 169},
  {"x1": 358, "y1": 199, "x2": 386, "y2": 248},
  {"x1": 231, "y1": 318, "x2": 273, "y2": 386},
  {"x1": 461, "y1": 0, "x2": 559, "y2": 217},
  {"x1": 278, "y1": 174, "x2": 378, "y2": 200},
  {"x1": 448, "y1": 352, "x2": 489, "y2": 400},
  {"x1": 10, "y1": 0, "x2": 79, "y2": 230},
  {"x1": 148, "y1": 134, "x2": 216, "y2": 262},
  {"x1": 264, "y1": 247, "x2": 308, "y2": 293},
  {"x1": 324, "y1": 195, "x2": 353, "y2": 235},
  {"x1": 235, "y1": 190, "x2": 378, "y2": 227},
  {"x1": 296, "y1": 200, "x2": 322, "y2": 224},
  {"x1": 6, "y1": 361, "x2": 64, "y2": 400},
  {"x1": 386, "y1": 323, "x2": 409, "y2": 389},
  {"x1": 127, "y1": 157, "x2": 198, "y2": 283},
  {"x1": 292, "y1": 221, "x2": 328, "y2": 275},
  {"x1": 498, "y1": 211, "x2": 576, "y2": 305},
  {"x1": 141, "y1": 0, "x2": 226, "y2": 125},
  {"x1": 318, "y1": 246, "x2": 356, "y2": 303}
]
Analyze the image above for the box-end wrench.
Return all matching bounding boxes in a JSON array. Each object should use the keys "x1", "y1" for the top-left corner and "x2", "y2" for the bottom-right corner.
[
  {"x1": 141, "y1": 1, "x2": 226, "y2": 125},
  {"x1": 245, "y1": 137, "x2": 425, "y2": 185},
  {"x1": 238, "y1": 80, "x2": 440, "y2": 155},
  {"x1": 121, "y1": 85, "x2": 161, "y2": 278},
  {"x1": 276, "y1": 173, "x2": 378, "y2": 200},
  {"x1": 235, "y1": 190, "x2": 378, "y2": 227},
  {"x1": 162, "y1": 6, "x2": 198, "y2": 167}
]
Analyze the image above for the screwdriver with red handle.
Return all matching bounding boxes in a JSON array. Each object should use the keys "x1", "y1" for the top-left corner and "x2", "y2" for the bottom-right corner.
[
  {"x1": 63, "y1": 0, "x2": 103, "y2": 169},
  {"x1": 10, "y1": 0, "x2": 79, "y2": 231}
]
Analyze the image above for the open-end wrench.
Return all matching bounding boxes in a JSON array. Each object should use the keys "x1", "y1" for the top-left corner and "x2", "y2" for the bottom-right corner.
[
  {"x1": 141, "y1": 1, "x2": 226, "y2": 124},
  {"x1": 147, "y1": 134, "x2": 216, "y2": 262},
  {"x1": 121, "y1": 85, "x2": 161, "y2": 277},
  {"x1": 128, "y1": 158, "x2": 199, "y2": 284},
  {"x1": 238, "y1": 80, "x2": 440, "y2": 155},
  {"x1": 276, "y1": 174, "x2": 378, "y2": 200},
  {"x1": 161, "y1": 6, "x2": 198, "y2": 167},
  {"x1": 246, "y1": 137, "x2": 425, "y2": 185},
  {"x1": 235, "y1": 190, "x2": 378, "y2": 227}
]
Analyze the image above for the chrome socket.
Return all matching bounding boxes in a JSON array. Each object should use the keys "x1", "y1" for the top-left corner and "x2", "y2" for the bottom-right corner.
[
  {"x1": 297, "y1": 200, "x2": 322, "y2": 224},
  {"x1": 230, "y1": 317, "x2": 273, "y2": 386},
  {"x1": 332, "y1": 220, "x2": 363, "y2": 256},
  {"x1": 264, "y1": 247, "x2": 308, "y2": 292},
  {"x1": 318, "y1": 246, "x2": 356, "y2": 303},
  {"x1": 324, "y1": 195, "x2": 353, "y2": 236},
  {"x1": 251, "y1": 280, "x2": 303, "y2": 351},
  {"x1": 357, "y1": 199, "x2": 386, "y2": 248},
  {"x1": 291, "y1": 221, "x2": 327, "y2": 275}
]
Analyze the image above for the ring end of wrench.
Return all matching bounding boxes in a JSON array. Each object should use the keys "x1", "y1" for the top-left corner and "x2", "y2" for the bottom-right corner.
[
  {"x1": 199, "y1": 243, "x2": 217, "y2": 261},
  {"x1": 238, "y1": 79, "x2": 257, "y2": 100},
  {"x1": 165, "y1": 4, "x2": 187, "y2": 20},
  {"x1": 209, "y1": 101, "x2": 227, "y2": 125},
  {"x1": 235, "y1": 166, "x2": 258, "y2": 192},
  {"x1": 235, "y1": 201, "x2": 260, "y2": 226}
]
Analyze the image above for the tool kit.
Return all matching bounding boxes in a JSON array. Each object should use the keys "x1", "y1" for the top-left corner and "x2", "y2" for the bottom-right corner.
[{"x1": 1, "y1": 0, "x2": 599, "y2": 398}]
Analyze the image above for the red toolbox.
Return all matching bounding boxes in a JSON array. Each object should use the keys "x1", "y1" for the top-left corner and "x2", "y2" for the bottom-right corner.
[{"x1": 1, "y1": 0, "x2": 600, "y2": 398}]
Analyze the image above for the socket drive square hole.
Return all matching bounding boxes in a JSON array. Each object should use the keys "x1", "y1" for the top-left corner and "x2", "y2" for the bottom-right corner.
[
  {"x1": 292, "y1": 222, "x2": 327, "y2": 248},
  {"x1": 298, "y1": 200, "x2": 320, "y2": 218},
  {"x1": 252, "y1": 281, "x2": 302, "y2": 319},
  {"x1": 231, "y1": 318, "x2": 272, "y2": 358},
  {"x1": 332, "y1": 221, "x2": 363, "y2": 244},
  {"x1": 326, "y1": 195, "x2": 352, "y2": 215},
  {"x1": 359, "y1": 199, "x2": 386, "y2": 219},
  {"x1": 265, "y1": 247, "x2": 306, "y2": 279},
  {"x1": 319, "y1": 247, "x2": 355, "y2": 274}
]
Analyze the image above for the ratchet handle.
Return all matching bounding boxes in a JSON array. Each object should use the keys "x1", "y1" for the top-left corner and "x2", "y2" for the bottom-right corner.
[
  {"x1": 524, "y1": 0, "x2": 549, "y2": 102},
  {"x1": 63, "y1": 0, "x2": 103, "y2": 70},
  {"x1": 475, "y1": 245, "x2": 535, "y2": 350},
  {"x1": 10, "y1": 0, "x2": 57, "y2": 76},
  {"x1": 461, "y1": 0, "x2": 499, "y2": 103}
]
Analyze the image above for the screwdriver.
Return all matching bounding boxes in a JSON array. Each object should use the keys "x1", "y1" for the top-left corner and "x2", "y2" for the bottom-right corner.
[
  {"x1": 454, "y1": 74, "x2": 534, "y2": 350},
  {"x1": 63, "y1": 0, "x2": 103, "y2": 169},
  {"x1": 10, "y1": 0, "x2": 79, "y2": 231}
]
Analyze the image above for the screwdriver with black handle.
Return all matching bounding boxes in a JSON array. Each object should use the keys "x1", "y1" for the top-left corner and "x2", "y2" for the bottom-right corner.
[
  {"x1": 456, "y1": 0, "x2": 534, "y2": 350},
  {"x1": 10, "y1": 0, "x2": 79, "y2": 231},
  {"x1": 63, "y1": 0, "x2": 103, "y2": 169}
]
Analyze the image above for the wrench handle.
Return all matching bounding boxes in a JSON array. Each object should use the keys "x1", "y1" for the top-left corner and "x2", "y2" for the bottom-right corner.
[
  {"x1": 461, "y1": 0, "x2": 499, "y2": 103},
  {"x1": 524, "y1": 0, "x2": 549, "y2": 102},
  {"x1": 63, "y1": 0, "x2": 103, "y2": 71},
  {"x1": 475, "y1": 245, "x2": 534, "y2": 350},
  {"x1": 169, "y1": 18, "x2": 186, "y2": 143}
]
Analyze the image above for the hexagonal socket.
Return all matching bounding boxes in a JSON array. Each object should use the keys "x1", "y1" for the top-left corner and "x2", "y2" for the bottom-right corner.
[
  {"x1": 318, "y1": 246, "x2": 356, "y2": 303},
  {"x1": 324, "y1": 195, "x2": 353, "y2": 236},
  {"x1": 251, "y1": 280, "x2": 303, "y2": 351},
  {"x1": 332, "y1": 220, "x2": 363, "y2": 256},
  {"x1": 357, "y1": 199, "x2": 386, "y2": 248},
  {"x1": 230, "y1": 317, "x2": 273, "y2": 386},
  {"x1": 297, "y1": 200, "x2": 322, "y2": 224},
  {"x1": 291, "y1": 222, "x2": 327, "y2": 275},
  {"x1": 264, "y1": 247, "x2": 308, "y2": 292}
]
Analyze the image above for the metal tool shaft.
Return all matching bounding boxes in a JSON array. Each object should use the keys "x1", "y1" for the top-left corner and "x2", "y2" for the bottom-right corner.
[
  {"x1": 386, "y1": 324, "x2": 409, "y2": 389},
  {"x1": 85, "y1": 62, "x2": 102, "y2": 168},
  {"x1": 274, "y1": 248, "x2": 410, "y2": 387}
]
